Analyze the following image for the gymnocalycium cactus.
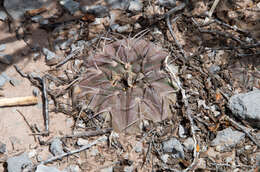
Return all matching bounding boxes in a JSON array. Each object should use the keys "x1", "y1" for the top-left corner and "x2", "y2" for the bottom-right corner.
[{"x1": 77, "y1": 38, "x2": 176, "y2": 132}]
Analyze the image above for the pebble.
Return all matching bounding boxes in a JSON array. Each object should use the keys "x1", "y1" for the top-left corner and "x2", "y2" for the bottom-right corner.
[
  {"x1": 77, "y1": 138, "x2": 89, "y2": 146},
  {"x1": 124, "y1": 166, "x2": 134, "y2": 172},
  {"x1": 0, "y1": 54, "x2": 13, "y2": 64},
  {"x1": 80, "y1": 5, "x2": 109, "y2": 18},
  {"x1": 158, "y1": 0, "x2": 176, "y2": 9},
  {"x1": 7, "y1": 153, "x2": 33, "y2": 172},
  {"x1": 36, "y1": 164, "x2": 61, "y2": 172},
  {"x1": 42, "y1": 48, "x2": 60, "y2": 66},
  {"x1": 160, "y1": 154, "x2": 169, "y2": 163},
  {"x1": 211, "y1": 127, "x2": 245, "y2": 152},
  {"x1": 128, "y1": 0, "x2": 143, "y2": 12},
  {"x1": 183, "y1": 137, "x2": 194, "y2": 151},
  {"x1": 105, "y1": 0, "x2": 130, "y2": 10},
  {"x1": 50, "y1": 138, "x2": 65, "y2": 156},
  {"x1": 59, "y1": 0, "x2": 80, "y2": 15},
  {"x1": 229, "y1": 90, "x2": 260, "y2": 128},
  {"x1": 64, "y1": 164, "x2": 81, "y2": 172},
  {"x1": 134, "y1": 142, "x2": 143, "y2": 153},
  {"x1": 9, "y1": 78, "x2": 21, "y2": 87},
  {"x1": 162, "y1": 138, "x2": 184, "y2": 158},
  {"x1": 0, "y1": 141, "x2": 6, "y2": 154},
  {"x1": 0, "y1": 44, "x2": 6, "y2": 52},
  {"x1": 178, "y1": 124, "x2": 186, "y2": 138},
  {"x1": 116, "y1": 24, "x2": 132, "y2": 33},
  {"x1": 208, "y1": 64, "x2": 220, "y2": 74}
]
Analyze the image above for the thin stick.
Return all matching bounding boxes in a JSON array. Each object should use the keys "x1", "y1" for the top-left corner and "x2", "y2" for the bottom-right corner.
[
  {"x1": 204, "y1": 0, "x2": 220, "y2": 23},
  {"x1": 40, "y1": 135, "x2": 107, "y2": 165},
  {"x1": 63, "y1": 128, "x2": 112, "y2": 138},
  {"x1": 0, "y1": 96, "x2": 38, "y2": 107}
]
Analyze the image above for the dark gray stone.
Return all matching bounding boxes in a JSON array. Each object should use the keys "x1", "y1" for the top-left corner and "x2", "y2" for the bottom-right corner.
[
  {"x1": 0, "y1": 54, "x2": 13, "y2": 64},
  {"x1": 105, "y1": 0, "x2": 130, "y2": 10},
  {"x1": 42, "y1": 48, "x2": 60, "y2": 65},
  {"x1": 50, "y1": 138, "x2": 64, "y2": 156},
  {"x1": 134, "y1": 142, "x2": 143, "y2": 153},
  {"x1": 60, "y1": 0, "x2": 79, "y2": 15},
  {"x1": 162, "y1": 138, "x2": 184, "y2": 158},
  {"x1": 158, "y1": 0, "x2": 176, "y2": 8},
  {"x1": 178, "y1": 124, "x2": 186, "y2": 138},
  {"x1": 36, "y1": 165, "x2": 61, "y2": 172},
  {"x1": 80, "y1": 5, "x2": 109, "y2": 18},
  {"x1": 229, "y1": 90, "x2": 260, "y2": 128},
  {"x1": 211, "y1": 127, "x2": 245, "y2": 152},
  {"x1": 0, "y1": 142, "x2": 6, "y2": 154},
  {"x1": 128, "y1": 0, "x2": 143, "y2": 12},
  {"x1": 7, "y1": 153, "x2": 33, "y2": 172}
]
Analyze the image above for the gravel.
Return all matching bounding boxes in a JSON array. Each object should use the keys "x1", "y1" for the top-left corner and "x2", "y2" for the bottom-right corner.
[
  {"x1": 229, "y1": 90, "x2": 260, "y2": 128},
  {"x1": 7, "y1": 153, "x2": 33, "y2": 172},
  {"x1": 0, "y1": 44, "x2": 6, "y2": 52},
  {"x1": 211, "y1": 127, "x2": 245, "y2": 152},
  {"x1": 0, "y1": 54, "x2": 13, "y2": 64},
  {"x1": 50, "y1": 138, "x2": 65, "y2": 156},
  {"x1": 158, "y1": 0, "x2": 176, "y2": 8},
  {"x1": 162, "y1": 137, "x2": 184, "y2": 158}
]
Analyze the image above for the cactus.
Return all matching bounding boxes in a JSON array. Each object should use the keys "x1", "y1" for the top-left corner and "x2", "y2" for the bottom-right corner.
[{"x1": 77, "y1": 38, "x2": 176, "y2": 132}]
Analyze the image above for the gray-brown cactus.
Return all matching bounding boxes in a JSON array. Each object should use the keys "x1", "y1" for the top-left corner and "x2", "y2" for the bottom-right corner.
[{"x1": 77, "y1": 38, "x2": 176, "y2": 132}]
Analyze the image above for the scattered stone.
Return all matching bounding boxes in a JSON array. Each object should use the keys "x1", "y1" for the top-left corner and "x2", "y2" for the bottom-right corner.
[
  {"x1": 7, "y1": 153, "x2": 33, "y2": 172},
  {"x1": 42, "y1": 48, "x2": 60, "y2": 66},
  {"x1": 0, "y1": 142, "x2": 6, "y2": 154},
  {"x1": 183, "y1": 137, "x2": 194, "y2": 151},
  {"x1": 77, "y1": 138, "x2": 89, "y2": 146},
  {"x1": 59, "y1": 0, "x2": 80, "y2": 15},
  {"x1": 225, "y1": 156, "x2": 233, "y2": 163},
  {"x1": 158, "y1": 0, "x2": 176, "y2": 9},
  {"x1": 0, "y1": 44, "x2": 6, "y2": 52},
  {"x1": 116, "y1": 24, "x2": 132, "y2": 33},
  {"x1": 134, "y1": 142, "x2": 143, "y2": 153},
  {"x1": 128, "y1": 0, "x2": 143, "y2": 12},
  {"x1": 211, "y1": 127, "x2": 245, "y2": 152},
  {"x1": 36, "y1": 164, "x2": 61, "y2": 172},
  {"x1": 31, "y1": 15, "x2": 43, "y2": 23},
  {"x1": 0, "y1": 73, "x2": 10, "y2": 87},
  {"x1": 50, "y1": 138, "x2": 64, "y2": 156},
  {"x1": 162, "y1": 138, "x2": 184, "y2": 158},
  {"x1": 0, "y1": 54, "x2": 13, "y2": 64},
  {"x1": 64, "y1": 165, "x2": 81, "y2": 172},
  {"x1": 208, "y1": 64, "x2": 220, "y2": 74},
  {"x1": 161, "y1": 154, "x2": 169, "y2": 163},
  {"x1": 4, "y1": 0, "x2": 44, "y2": 20},
  {"x1": 28, "y1": 149, "x2": 37, "y2": 158},
  {"x1": 80, "y1": 5, "x2": 109, "y2": 18},
  {"x1": 105, "y1": 0, "x2": 130, "y2": 10},
  {"x1": 100, "y1": 167, "x2": 113, "y2": 172},
  {"x1": 124, "y1": 166, "x2": 134, "y2": 172},
  {"x1": 110, "y1": 23, "x2": 120, "y2": 32},
  {"x1": 229, "y1": 90, "x2": 260, "y2": 128},
  {"x1": 39, "y1": 19, "x2": 49, "y2": 25},
  {"x1": 178, "y1": 124, "x2": 186, "y2": 138}
]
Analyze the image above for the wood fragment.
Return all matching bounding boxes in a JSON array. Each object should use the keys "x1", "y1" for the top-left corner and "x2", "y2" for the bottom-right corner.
[{"x1": 0, "y1": 96, "x2": 38, "y2": 107}]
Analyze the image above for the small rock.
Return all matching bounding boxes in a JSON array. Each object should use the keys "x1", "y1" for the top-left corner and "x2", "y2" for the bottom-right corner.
[
  {"x1": 0, "y1": 54, "x2": 13, "y2": 64},
  {"x1": 36, "y1": 164, "x2": 61, "y2": 172},
  {"x1": 100, "y1": 166, "x2": 113, "y2": 172},
  {"x1": 7, "y1": 153, "x2": 33, "y2": 172},
  {"x1": 161, "y1": 154, "x2": 169, "y2": 163},
  {"x1": 90, "y1": 148, "x2": 99, "y2": 156},
  {"x1": 50, "y1": 138, "x2": 64, "y2": 156},
  {"x1": 183, "y1": 138, "x2": 194, "y2": 151},
  {"x1": 31, "y1": 15, "x2": 43, "y2": 23},
  {"x1": 158, "y1": 0, "x2": 176, "y2": 9},
  {"x1": 134, "y1": 23, "x2": 141, "y2": 30},
  {"x1": 0, "y1": 11, "x2": 7, "y2": 20},
  {"x1": 77, "y1": 138, "x2": 89, "y2": 146},
  {"x1": 105, "y1": 0, "x2": 130, "y2": 10},
  {"x1": 28, "y1": 149, "x2": 37, "y2": 158},
  {"x1": 128, "y1": 0, "x2": 143, "y2": 12},
  {"x1": 134, "y1": 142, "x2": 143, "y2": 153},
  {"x1": 208, "y1": 64, "x2": 220, "y2": 74},
  {"x1": 116, "y1": 24, "x2": 132, "y2": 33},
  {"x1": 162, "y1": 138, "x2": 184, "y2": 158},
  {"x1": 178, "y1": 124, "x2": 186, "y2": 138},
  {"x1": 211, "y1": 127, "x2": 245, "y2": 152},
  {"x1": 33, "y1": 53, "x2": 40, "y2": 60},
  {"x1": 60, "y1": 39, "x2": 73, "y2": 50},
  {"x1": 229, "y1": 90, "x2": 260, "y2": 128},
  {"x1": 60, "y1": 0, "x2": 79, "y2": 15},
  {"x1": 124, "y1": 166, "x2": 134, "y2": 172},
  {"x1": 64, "y1": 164, "x2": 81, "y2": 172},
  {"x1": 110, "y1": 23, "x2": 120, "y2": 32},
  {"x1": 42, "y1": 48, "x2": 60, "y2": 66},
  {"x1": 0, "y1": 44, "x2": 6, "y2": 52},
  {"x1": 0, "y1": 142, "x2": 6, "y2": 154},
  {"x1": 80, "y1": 5, "x2": 109, "y2": 18}
]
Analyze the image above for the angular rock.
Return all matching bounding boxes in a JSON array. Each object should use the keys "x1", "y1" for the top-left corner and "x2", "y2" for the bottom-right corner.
[
  {"x1": 80, "y1": 5, "x2": 109, "y2": 18},
  {"x1": 105, "y1": 0, "x2": 130, "y2": 10},
  {"x1": 124, "y1": 166, "x2": 134, "y2": 172},
  {"x1": 162, "y1": 138, "x2": 184, "y2": 158},
  {"x1": 211, "y1": 127, "x2": 245, "y2": 152},
  {"x1": 50, "y1": 138, "x2": 64, "y2": 156},
  {"x1": 161, "y1": 154, "x2": 169, "y2": 163},
  {"x1": 128, "y1": 0, "x2": 143, "y2": 12},
  {"x1": 134, "y1": 142, "x2": 143, "y2": 153},
  {"x1": 59, "y1": 0, "x2": 79, "y2": 15},
  {"x1": 0, "y1": 141, "x2": 6, "y2": 154},
  {"x1": 116, "y1": 24, "x2": 132, "y2": 33},
  {"x1": 31, "y1": 15, "x2": 43, "y2": 23},
  {"x1": 229, "y1": 90, "x2": 260, "y2": 128},
  {"x1": 7, "y1": 153, "x2": 33, "y2": 172},
  {"x1": 42, "y1": 48, "x2": 60, "y2": 66},
  {"x1": 158, "y1": 0, "x2": 176, "y2": 9},
  {"x1": 183, "y1": 137, "x2": 194, "y2": 151},
  {"x1": 36, "y1": 164, "x2": 61, "y2": 172}
]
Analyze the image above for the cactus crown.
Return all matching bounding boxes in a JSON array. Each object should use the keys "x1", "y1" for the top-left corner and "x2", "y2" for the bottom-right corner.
[{"x1": 78, "y1": 38, "x2": 175, "y2": 132}]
